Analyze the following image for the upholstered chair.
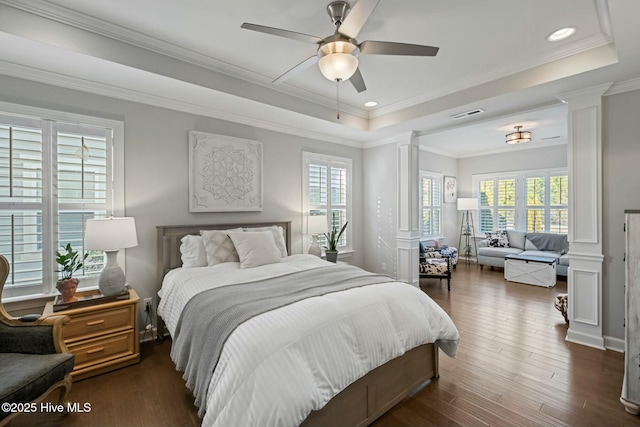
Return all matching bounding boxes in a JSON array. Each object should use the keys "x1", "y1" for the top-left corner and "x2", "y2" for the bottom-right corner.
[{"x1": 0, "y1": 255, "x2": 75, "y2": 427}]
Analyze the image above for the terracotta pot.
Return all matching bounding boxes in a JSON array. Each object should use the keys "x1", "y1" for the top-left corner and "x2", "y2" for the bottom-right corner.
[{"x1": 56, "y1": 278, "x2": 80, "y2": 303}]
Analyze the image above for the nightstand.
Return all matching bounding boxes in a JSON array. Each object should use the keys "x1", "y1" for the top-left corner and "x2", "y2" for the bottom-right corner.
[{"x1": 42, "y1": 288, "x2": 140, "y2": 381}]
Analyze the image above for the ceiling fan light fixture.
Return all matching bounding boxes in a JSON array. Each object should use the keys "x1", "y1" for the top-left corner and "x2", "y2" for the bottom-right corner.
[
  {"x1": 505, "y1": 125, "x2": 532, "y2": 144},
  {"x1": 319, "y1": 52, "x2": 359, "y2": 81},
  {"x1": 318, "y1": 40, "x2": 359, "y2": 81}
]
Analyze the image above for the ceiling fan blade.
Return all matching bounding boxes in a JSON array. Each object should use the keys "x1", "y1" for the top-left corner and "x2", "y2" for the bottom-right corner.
[
  {"x1": 360, "y1": 40, "x2": 439, "y2": 56},
  {"x1": 241, "y1": 23, "x2": 323, "y2": 44},
  {"x1": 338, "y1": 0, "x2": 380, "y2": 39},
  {"x1": 273, "y1": 55, "x2": 319, "y2": 84},
  {"x1": 349, "y1": 68, "x2": 367, "y2": 93}
]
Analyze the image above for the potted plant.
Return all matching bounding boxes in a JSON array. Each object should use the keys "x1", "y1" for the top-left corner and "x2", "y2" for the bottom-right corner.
[
  {"x1": 55, "y1": 243, "x2": 88, "y2": 303},
  {"x1": 323, "y1": 215, "x2": 348, "y2": 263}
]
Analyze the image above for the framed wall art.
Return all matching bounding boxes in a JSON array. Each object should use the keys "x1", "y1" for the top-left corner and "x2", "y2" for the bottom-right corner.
[
  {"x1": 444, "y1": 176, "x2": 457, "y2": 203},
  {"x1": 188, "y1": 131, "x2": 263, "y2": 212}
]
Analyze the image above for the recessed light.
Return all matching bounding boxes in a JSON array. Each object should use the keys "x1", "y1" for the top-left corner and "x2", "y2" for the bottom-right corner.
[
  {"x1": 547, "y1": 27, "x2": 576, "y2": 42},
  {"x1": 364, "y1": 101, "x2": 378, "y2": 107}
]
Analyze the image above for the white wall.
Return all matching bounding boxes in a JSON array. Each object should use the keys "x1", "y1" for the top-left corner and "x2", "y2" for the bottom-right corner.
[
  {"x1": 0, "y1": 74, "x2": 364, "y2": 323},
  {"x1": 602, "y1": 88, "x2": 640, "y2": 342}
]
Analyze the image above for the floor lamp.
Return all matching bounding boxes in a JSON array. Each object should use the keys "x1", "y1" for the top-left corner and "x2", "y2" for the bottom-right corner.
[{"x1": 457, "y1": 198, "x2": 478, "y2": 264}]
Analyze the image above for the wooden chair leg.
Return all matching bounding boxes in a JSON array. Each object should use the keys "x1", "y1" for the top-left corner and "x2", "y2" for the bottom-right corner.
[{"x1": 57, "y1": 374, "x2": 73, "y2": 415}]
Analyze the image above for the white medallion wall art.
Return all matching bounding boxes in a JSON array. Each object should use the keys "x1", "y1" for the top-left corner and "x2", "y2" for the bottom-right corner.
[{"x1": 189, "y1": 131, "x2": 263, "y2": 212}]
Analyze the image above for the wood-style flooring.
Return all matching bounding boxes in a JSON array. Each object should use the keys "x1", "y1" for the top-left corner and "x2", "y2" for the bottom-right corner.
[{"x1": 10, "y1": 262, "x2": 640, "y2": 427}]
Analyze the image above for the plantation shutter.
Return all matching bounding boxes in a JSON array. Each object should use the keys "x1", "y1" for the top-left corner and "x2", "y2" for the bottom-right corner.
[{"x1": 0, "y1": 116, "x2": 45, "y2": 296}]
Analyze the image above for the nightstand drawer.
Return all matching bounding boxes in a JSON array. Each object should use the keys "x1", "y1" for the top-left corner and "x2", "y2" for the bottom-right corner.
[
  {"x1": 64, "y1": 305, "x2": 134, "y2": 342},
  {"x1": 68, "y1": 329, "x2": 135, "y2": 369}
]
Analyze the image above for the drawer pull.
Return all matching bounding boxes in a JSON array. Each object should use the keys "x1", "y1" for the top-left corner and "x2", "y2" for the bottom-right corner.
[
  {"x1": 86, "y1": 319, "x2": 105, "y2": 327},
  {"x1": 86, "y1": 347, "x2": 105, "y2": 355}
]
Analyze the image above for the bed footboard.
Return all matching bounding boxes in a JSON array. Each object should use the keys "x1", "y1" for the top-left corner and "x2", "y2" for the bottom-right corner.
[{"x1": 301, "y1": 343, "x2": 438, "y2": 427}]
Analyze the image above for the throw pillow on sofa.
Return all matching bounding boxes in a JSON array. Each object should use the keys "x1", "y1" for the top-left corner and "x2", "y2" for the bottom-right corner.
[{"x1": 485, "y1": 230, "x2": 509, "y2": 247}]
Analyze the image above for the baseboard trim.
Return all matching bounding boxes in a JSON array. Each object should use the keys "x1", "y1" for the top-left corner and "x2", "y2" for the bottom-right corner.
[
  {"x1": 566, "y1": 329, "x2": 606, "y2": 350},
  {"x1": 604, "y1": 335, "x2": 625, "y2": 353}
]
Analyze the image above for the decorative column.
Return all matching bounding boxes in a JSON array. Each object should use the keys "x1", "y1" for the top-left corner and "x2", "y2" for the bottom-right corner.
[
  {"x1": 558, "y1": 82, "x2": 612, "y2": 349},
  {"x1": 396, "y1": 132, "x2": 421, "y2": 287}
]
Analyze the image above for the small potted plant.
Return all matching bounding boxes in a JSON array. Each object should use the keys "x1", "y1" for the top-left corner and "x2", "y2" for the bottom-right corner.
[
  {"x1": 55, "y1": 243, "x2": 88, "y2": 303},
  {"x1": 323, "y1": 214, "x2": 348, "y2": 263}
]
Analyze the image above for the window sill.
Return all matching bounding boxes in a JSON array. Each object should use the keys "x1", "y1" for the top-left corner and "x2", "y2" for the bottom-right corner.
[{"x1": 321, "y1": 249, "x2": 354, "y2": 260}]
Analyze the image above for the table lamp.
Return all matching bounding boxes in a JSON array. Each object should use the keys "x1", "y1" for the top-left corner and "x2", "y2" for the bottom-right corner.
[
  {"x1": 307, "y1": 215, "x2": 328, "y2": 257},
  {"x1": 85, "y1": 217, "x2": 138, "y2": 295}
]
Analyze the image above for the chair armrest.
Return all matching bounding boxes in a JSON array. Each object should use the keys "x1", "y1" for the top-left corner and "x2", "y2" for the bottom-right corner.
[
  {"x1": 477, "y1": 239, "x2": 488, "y2": 248},
  {"x1": 0, "y1": 315, "x2": 70, "y2": 354}
]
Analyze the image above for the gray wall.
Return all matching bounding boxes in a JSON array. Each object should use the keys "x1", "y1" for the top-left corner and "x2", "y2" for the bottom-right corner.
[
  {"x1": 420, "y1": 149, "x2": 458, "y2": 247},
  {"x1": 362, "y1": 144, "x2": 458, "y2": 276},
  {"x1": 456, "y1": 144, "x2": 568, "y2": 197},
  {"x1": 363, "y1": 143, "x2": 397, "y2": 276},
  {"x1": 455, "y1": 144, "x2": 568, "y2": 250},
  {"x1": 602, "y1": 88, "x2": 640, "y2": 341},
  {"x1": 0, "y1": 74, "x2": 364, "y2": 322}
]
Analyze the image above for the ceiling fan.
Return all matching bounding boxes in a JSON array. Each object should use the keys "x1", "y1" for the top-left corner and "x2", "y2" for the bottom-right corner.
[{"x1": 241, "y1": 0, "x2": 439, "y2": 93}]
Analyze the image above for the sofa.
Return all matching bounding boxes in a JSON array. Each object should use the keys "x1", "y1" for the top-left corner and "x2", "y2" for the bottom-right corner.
[{"x1": 477, "y1": 230, "x2": 569, "y2": 276}]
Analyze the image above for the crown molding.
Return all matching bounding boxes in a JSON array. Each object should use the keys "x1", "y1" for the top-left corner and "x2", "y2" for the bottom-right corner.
[
  {"x1": 0, "y1": 59, "x2": 365, "y2": 149},
  {"x1": 0, "y1": 0, "x2": 368, "y2": 119},
  {"x1": 370, "y1": 32, "x2": 613, "y2": 119},
  {"x1": 605, "y1": 76, "x2": 640, "y2": 96}
]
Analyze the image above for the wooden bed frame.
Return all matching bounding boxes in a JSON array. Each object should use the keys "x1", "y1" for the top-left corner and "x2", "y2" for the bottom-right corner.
[{"x1": 156, "y1": 221, "x2": 440, "y2": 427}]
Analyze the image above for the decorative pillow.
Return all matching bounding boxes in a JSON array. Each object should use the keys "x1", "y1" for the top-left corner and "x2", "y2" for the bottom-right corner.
[
  {"x1": 200, "y1": 228, "x2": 243, "y2": 266},
  {"x1": 485, "y1": 230, "x2": 509, "y2": 247},
  {"x1": 227, "y1": 230, "x2": 282, "y2": 269},
  {"x1": 180, "y1": 235, "x2": 207, "y2": 268},
  {"x1": 419, "y1": 241, "x2": 427, "y2": 254},
  {"x1": 244, "y1": 225, "x2": 288, "y2": 257}
]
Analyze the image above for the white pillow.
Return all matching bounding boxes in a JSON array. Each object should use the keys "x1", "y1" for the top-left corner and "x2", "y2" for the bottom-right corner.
[
  {"x1": 244, "y1": 225, "x2": 288, "y2": 257},
  {"x1": 227, "y1": 230, "x2": 282, "y2": 269},
  {"x1": 200, "y1": 228, "x2": 243, "y2": 266},
  {"x1": 180, "y1": 235, "x2": 207, "y2": 268}
]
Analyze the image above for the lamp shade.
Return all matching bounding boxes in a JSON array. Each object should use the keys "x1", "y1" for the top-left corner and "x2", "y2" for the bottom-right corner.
[
  {"x1": 505, "y1": 125, "x2": 532, "y2": 144},
  {"x1": 319, "y1": 53, "x2": 359, "y2": 81},
  {"x1": 307, "y1": 215, "x2": 329, "y2": 235},
  {"x1": 85, "y1": 217, "x2": 138, "y2": 251},
  {"x1": 457, "y1": 198, "x2": 478, "y2": 211}
]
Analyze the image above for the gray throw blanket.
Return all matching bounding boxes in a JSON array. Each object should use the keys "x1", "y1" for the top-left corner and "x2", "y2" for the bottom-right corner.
[
  {"x1": 527, "y1": 232, "x2": 569, "y2": 253},
  {"x1": 171, "y1": 264, "x2": 393, "y2": 415}
]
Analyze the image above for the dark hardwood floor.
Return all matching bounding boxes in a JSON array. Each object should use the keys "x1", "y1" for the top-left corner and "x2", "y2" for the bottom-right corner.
[{"x1": 10, "y1": 262, "x2": 640, "y2": 426}]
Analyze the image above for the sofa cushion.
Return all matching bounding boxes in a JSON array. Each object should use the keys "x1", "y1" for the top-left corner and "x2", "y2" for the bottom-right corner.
[
  {"x1": 506, "y1": 230, "x2": 526, "y2": 250},
  {"x1": 485, "y1": 230, "x2": 509, "y2": 247},
  {"x1": 559, "y1": 254, "x2": 570, "y2": 266},
  {"x1": 478, "y1": 246, "x2": 523, "y2": 258},
  {"x1": 0, "y1": 353, "x2": 74, "y2": 413}
]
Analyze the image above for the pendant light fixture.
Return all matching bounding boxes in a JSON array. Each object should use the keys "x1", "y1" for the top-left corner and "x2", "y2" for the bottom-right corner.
[{"x1": 505, "y1": 125, "x2": 532, "y2": 145}]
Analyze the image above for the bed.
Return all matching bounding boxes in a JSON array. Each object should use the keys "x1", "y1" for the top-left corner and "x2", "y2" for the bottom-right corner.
[{"x1": 156, "y1": 221, "x2": 458, "y2": 427}]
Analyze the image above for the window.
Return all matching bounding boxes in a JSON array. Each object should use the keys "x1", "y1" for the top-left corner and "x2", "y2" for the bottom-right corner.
[
  {"x1": 478, "y1": 176, "x2": 516, "y2": 233},
  {"x1": 302, "y1": 152, "x2": 351, "y2": 252},
  {"x1": 475, "y1": 169, "x2": 568, "y2": 234},
  {"x1": 420, "y1": 172, "x2": 442, "y2": 238},
  {"x1": 526, "y1": 173, "x2": 568, "y2": 233},
  {"x1": 0, "y1": 103, "x2": 123, "y2": 300}
]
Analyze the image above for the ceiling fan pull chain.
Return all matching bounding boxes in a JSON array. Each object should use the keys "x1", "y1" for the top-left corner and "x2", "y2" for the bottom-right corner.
[{"x1": 336, "y1": 78, "x2": 341, "y2": 120}]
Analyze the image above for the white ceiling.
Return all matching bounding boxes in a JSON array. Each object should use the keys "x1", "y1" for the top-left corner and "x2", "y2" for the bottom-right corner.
[{"x1": 0, "y1": 0, "x2": 639, "y2": 156}]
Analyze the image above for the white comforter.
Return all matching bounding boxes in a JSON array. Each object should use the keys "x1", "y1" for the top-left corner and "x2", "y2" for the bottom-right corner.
[{"x1": 158, "y1": 255, "x2": 458, "y2": 427}]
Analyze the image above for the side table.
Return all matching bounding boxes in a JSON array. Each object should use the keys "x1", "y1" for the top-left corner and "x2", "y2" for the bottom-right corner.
[{"x1": 42, "y1": 288, "x2": 140, "y2": 380}]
